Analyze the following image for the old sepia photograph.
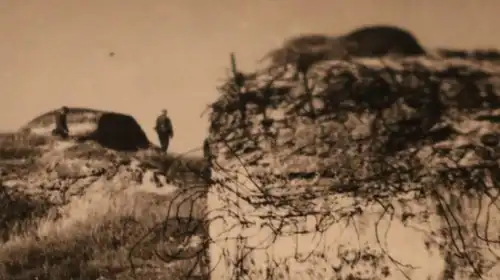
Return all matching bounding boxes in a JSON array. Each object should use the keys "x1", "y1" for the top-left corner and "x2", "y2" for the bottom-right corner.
[{"x1": 1, "y1": 0, "x2": 500, "y2": 279}]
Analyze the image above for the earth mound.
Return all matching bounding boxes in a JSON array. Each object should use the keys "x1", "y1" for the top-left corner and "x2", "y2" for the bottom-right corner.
[
  {"x1": 0, "y1": 131, "x2": 209, "y2": 279},
  {"x1": 20, "y1": 107, "x2": 150, "y2": 151},
  {"x1": 437, "y1": 48, "x2": 500, "y2": 61},
  {"x1": 259, "y1": 24, "x2": 428, "y2": 77},
  {"x1": 207, "y1": 55, "x2": 500, "y2": 279},
  {"x1": 259, "y1": 24, "x2": 500, "y2": 83},
  {"x1": 341, "y1": 25, "x2": 426, "y2": 57}
]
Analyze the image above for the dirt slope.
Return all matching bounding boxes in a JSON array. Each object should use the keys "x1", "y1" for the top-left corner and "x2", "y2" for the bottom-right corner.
[{"x1": 0, "y1": 114, "x2": 209, "y2": 279}]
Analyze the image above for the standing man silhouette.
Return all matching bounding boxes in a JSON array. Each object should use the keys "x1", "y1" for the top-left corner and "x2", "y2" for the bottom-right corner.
[
  {"x1": 154, "y1": 109, "x2": 174, "y2": 153},
  {"x1": 52, "y1": 106, "x2": 70, "y2": 139}
]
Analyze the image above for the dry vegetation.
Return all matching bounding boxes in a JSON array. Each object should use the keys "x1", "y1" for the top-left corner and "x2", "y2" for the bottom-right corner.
[
  {"x1": 0, "y1": 133, "x2": 209, "y2": 280},
  {"x1": 0, "y1": 189, "x2": 207, "y2": 280},
  {"x1": 0, "y1": 132, "x2": 49, "y2": 159}
]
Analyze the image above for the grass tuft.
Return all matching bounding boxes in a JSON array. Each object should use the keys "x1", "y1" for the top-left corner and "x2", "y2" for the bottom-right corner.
[{"x1": 0, "y1": 186, "x2": 207, "y2": 280}]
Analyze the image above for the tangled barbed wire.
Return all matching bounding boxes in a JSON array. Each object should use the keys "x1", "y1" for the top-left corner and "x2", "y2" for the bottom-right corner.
[{"x1": 129, "y1": 52, "x2": 500, "y2": 279}]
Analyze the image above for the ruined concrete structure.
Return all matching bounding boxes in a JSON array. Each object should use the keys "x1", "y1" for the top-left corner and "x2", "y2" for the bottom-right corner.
[
  {"x1": 20, "y1": 107, "x2": 150, "y2": 151},
  {"x1": 341, "y1": 25, "x2": 427, "y2": 57},
  {"x1": 207, "y1": 56, "x2": 500, "y2": 279},
  {"x1": 260, "y1": 25, "x2": 428, "y2": 77}
]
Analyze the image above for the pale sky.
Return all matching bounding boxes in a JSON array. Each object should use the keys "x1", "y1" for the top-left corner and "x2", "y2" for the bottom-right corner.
[{"x1": 1, "y1": 0, "x2": 499, "y2": 155}]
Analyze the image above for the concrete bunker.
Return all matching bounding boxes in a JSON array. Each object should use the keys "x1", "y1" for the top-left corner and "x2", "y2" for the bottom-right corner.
[
  {"x1": 260, "y1": 24, "x2": 428, "y2": 77},
  {"x1": 20, "y1": 107, "x2": 150, "y2": 151},
  {"x1": 90, "y1": 112, "x2": 150, "y2": 151},
  {"x1": 341, "y1": 25, "x2": 427, "y2": 57}
]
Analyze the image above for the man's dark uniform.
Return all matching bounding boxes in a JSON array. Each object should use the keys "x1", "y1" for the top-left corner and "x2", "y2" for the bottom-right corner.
[
  {"x1": 155, "y1": 110, "x2": 174, "y2": 153},
  {"x1": 52, "y1": 106, "x2": 69, "y2": 139}
]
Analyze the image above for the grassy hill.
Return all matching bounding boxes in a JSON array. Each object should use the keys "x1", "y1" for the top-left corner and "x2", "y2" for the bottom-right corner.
[{"x1": 0, "y1": 132, "x2": 210, "y2": 280}]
